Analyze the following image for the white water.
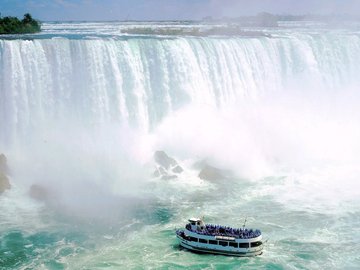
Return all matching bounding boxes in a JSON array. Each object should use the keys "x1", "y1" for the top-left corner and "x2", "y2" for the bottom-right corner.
[
  {"x1": 1, "y1": 30, "x2": 360, "y2": 181},
  {"x1": 1, "y1": 23, "x2": 360, "y2": 269},
  {"x1": 1, "y1": 31, "x2": 359, "y2": 141}
]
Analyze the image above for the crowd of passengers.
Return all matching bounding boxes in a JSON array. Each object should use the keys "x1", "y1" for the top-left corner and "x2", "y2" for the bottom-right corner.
[{"x1": 185, "y1": 223, "x2": 261, "y2": 239}]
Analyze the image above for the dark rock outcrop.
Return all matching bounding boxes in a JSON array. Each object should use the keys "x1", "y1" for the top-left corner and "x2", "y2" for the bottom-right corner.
[
  {"x1": 0, "y1": 173, "x2": 10, "y2": 193},
  {"x1": 154, "y1": 151, "x2": 177, "y2": 169},
  {"x1": 0, "y1": 153, "x2": 10, "y2": 193},
  {"x1": 153, "y1": 151, "x2": 183, "y2": 180},
  {"x1": 0, "y1": 153, "x2": 8, "y2": 173},
  {"x1": 172, "y1": 165, "x2": 183, "y2": 174},
  {"x1": 197, "y1": 163, "x2": 232, "y2": 181}
]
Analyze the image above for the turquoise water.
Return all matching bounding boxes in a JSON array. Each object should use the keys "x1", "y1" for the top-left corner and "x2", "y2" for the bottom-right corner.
[
  {"x1": 1, "y1": 22, "x2": 360, "y2": 269},
  {"x1": 1, "y1": 177, "x2": 359, "y2": 269}
]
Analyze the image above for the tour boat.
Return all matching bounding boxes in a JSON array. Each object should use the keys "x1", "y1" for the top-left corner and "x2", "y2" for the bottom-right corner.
[{"x1": 176, "y1": 218, "x2": 263, "y2": 256}]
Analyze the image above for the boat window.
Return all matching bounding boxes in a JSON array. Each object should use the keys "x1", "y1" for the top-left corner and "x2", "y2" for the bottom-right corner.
[
  {"x1": 229, "y1": 242, "x2": 238, "y2": 248},
  {"x1": 199, "y1": 238, "x2": 207, "y2": 244},
  {"x1": 250, "y1": 241, "x2": 262, "y2": 248},
  {"x1": 219, "y1": 241, "x2": 228, "y2": 247},
  {"x1": 209, "y1": 240, "x2": 217, "y2": 245},
  {"x1": 189, "y1": 237, "x2": 198, "y2": 242},
  {"x1": 239, "y1": 243, "x2": 249, "y2": 248}
]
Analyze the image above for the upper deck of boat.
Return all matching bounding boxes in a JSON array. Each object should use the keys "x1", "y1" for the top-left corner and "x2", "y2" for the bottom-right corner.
[{"x1": 185, "y1": 223, "x2": 261, "y2": 239}]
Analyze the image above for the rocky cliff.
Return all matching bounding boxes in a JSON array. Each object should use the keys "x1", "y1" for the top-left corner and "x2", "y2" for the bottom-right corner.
[{"x1": 0, "y1": 153, "x2": 10, "y2": 193}]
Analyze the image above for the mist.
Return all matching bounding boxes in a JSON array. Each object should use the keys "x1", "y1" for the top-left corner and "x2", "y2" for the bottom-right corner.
[{"x1": 1, "y1": 28, "x2": 360, "y2": 219}]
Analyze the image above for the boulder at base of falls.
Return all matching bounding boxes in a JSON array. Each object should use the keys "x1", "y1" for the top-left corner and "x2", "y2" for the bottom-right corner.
[
  {"x1": 198, "y1": 164, "x2": 230, "y2": 181},
  {"x1": 0, "y1": 153, "x2": 8, "y2": 173},
  {"x1": 0, "y1": 153, "x2": 10, "y2": 193},
  {"x1": 172, "y1": 165, "x2": 183, "y2": 174},
  {"x1": 154, "y1": 151, "x2": 177, "y2": 169},
  {"x1": 0, "y1": 172, "x2": 10, "y2": 193},
  {"x1": 153, "y1": 151, "x2": 183, "y2": 180}
]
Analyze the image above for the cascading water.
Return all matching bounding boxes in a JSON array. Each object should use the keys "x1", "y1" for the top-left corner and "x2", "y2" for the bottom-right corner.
[
  {"x1": 0, "y1": 23, "x2": 360, "y2": 269},
  {"x1": 1, "y1": 32, "x2": 359, "y2": 145}
]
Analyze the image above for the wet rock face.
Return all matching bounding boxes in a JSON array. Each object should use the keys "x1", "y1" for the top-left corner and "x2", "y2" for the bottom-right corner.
[
  {"x1": 152, "y1": 151, "x2": 232, "y2": 182},
  {"x1": 0, "y1": 153, "x2": 8, "y2": 173},
  {"x1": 0, "y1": 153, "x2": 10, "y2": 193},
  {"x1": 172, "y1": 165, "x2": 183, "y2": 174},
  {"x1": 0, "y1": 173, "x2": 11, "y2": 193},
  {"x1": 198, "y1": 165, "x2": 229, "y2": 181},
  {"x1": 153, "y1": 151, "x2": 183, "y2": 180},
  {"x1": 154, "y1": 151, "x2": 177, "y2": 169}
]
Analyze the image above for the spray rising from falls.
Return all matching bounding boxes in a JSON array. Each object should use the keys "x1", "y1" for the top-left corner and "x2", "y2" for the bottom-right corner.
[{"x1": 0, "y1": 31, "x2": 360, "y2": 207}]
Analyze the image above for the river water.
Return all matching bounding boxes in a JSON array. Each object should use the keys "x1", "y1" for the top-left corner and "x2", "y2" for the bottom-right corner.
[{"x1": 0, "y1": 22, "x2": 360, "y2": 269}]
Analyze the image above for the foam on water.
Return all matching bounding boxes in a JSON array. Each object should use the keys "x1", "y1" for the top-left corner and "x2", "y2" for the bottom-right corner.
[{"x1": 1, "y1": 22, "x2": 360, "y2": 269}]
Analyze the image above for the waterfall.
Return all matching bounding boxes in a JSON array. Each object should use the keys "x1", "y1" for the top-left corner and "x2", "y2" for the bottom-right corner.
[{"x1": 1, "y1": 33, "x2": 360, "y2": 147}]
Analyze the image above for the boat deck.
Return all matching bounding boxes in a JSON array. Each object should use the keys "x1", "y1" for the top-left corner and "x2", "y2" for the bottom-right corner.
[{"x1": 185, "y1": 223, "x2": 261, "y2": 239}]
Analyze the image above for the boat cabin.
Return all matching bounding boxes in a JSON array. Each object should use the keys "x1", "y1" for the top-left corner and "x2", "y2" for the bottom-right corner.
[{"x1": 188, "y1": 218, "x2": 205, "y2": 231}]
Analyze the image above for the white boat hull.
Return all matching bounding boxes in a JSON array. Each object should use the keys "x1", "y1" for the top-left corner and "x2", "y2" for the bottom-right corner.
[{"x1": 176, "y1": 234, "x2": 263, "y2": 257}]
